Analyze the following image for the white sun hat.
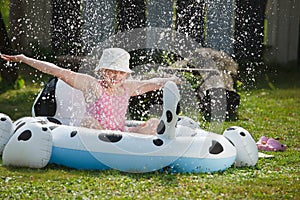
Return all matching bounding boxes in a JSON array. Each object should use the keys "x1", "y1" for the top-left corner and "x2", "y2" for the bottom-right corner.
[{"x1": 94, "y1": 48, "x2": 133, "y2": 73}]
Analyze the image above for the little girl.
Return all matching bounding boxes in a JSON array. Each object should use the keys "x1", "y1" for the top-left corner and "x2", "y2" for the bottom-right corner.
[{"x1": 1, "y1": 48, "x2": 180, "y2": 134}]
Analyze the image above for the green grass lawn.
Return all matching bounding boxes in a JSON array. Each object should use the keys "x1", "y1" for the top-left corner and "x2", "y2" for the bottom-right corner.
[{"x1": 0, "y1": 67, "x2": 299, "y2": 199}]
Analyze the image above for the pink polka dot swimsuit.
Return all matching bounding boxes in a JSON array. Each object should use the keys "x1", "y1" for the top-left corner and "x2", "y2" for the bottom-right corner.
[{"x1": 86, "y1": 81, "x2": 131, "y2": 131}]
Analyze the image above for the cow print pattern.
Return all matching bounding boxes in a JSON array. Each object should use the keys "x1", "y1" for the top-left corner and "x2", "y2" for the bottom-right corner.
[
  {"x1": 153, "y1": 138, "x2": 164, "y2": 146},
  {"x1": 98, "y1": 133, "x2": 123, "y2": 143},
  {"x1": 157, "y1": 120, "x2": 166, "y2": 135},
  {"x1": 17, "y1": 130, "x2": 32, "y2": 141},
  {"x1": 240, "y1": 132, "x2": 246, "y2": 137},
  {"x1": 14, "y1": 122, "x2": 26, "y2": 134},
  {"x1": 70, "y1": 131, "x2": 78, "y2": 137},
  {"x1": 166, "y1": 111, "x2": 173, "y2": 123},
  {"x1": 209, "y1": 140, "x2": 224, "y2": 154}
]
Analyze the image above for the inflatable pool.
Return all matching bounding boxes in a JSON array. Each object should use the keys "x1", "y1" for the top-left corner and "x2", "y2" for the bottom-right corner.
[
  {"x1": 0, "y1": 78, "x2": 258, "y2": 173},
  {"x1": 51, "y1": 122, "x2": 238, "y2": 173},
  {"x1": 2, "y1": 113, "x2": 237, "y2": 173}
]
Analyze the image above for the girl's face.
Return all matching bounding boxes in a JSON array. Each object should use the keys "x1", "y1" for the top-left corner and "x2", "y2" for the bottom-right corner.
[{"x1": 101, "y1": 69, "x2": 129, "y2": 87}]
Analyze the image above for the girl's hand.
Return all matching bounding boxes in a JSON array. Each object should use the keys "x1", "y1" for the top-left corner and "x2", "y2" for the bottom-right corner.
[{"x1": 0, "y1": 54, "x2": 25, "y2": 63}]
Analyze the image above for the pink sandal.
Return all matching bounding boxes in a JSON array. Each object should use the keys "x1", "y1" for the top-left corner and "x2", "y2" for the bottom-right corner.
[{"x1": 256, "y1": 136, "x2": 286, "y2": 151}]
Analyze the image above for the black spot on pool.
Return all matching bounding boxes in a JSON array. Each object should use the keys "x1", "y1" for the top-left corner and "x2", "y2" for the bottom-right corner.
[
  {"x1": 226, "y1": 127, "x2": 236, "y2": 131},
  {"x1": 176, "y1": 102, "x2": 180, "y2": 115},
  {"x1": 209, "y1": 140, "x2": 224, "y2": 154},
  {"x1": 47, "y1": 117, "x2": 62, "y2": 125},
  {"x1": 14, "y1": 122, "x2": 26, "y2": 134},
  {"x1": 153, "y1": 138, "x2": 163, "y2": 146},
  {"x1": 18, "y1": 130, "x2": 32, "y2": 141},
  {"x1": 240, "y1": 132, "x2": 246, "y2": 137},
  {"x1": 157, "y1": 120, "x2": 166, "y2": 135},
  {"x1": 98, "y1": 133, "x2": 122, "y2": 143},
  {"x1": 70, "y1": 131, "x2": 78, "y2": 137},
  {"x1": 166, "y1": 110, "x2": 173, "y2": 123}
]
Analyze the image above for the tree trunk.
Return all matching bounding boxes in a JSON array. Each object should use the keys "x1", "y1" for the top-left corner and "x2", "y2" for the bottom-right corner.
[
  {"x1": 176, "y1": 0, "x2": 205, "y2": 45},
  {"x1": 0, "y1": 12, "x2": 18, "y2": 87},
  {"x1": 234, "y1": 0, "x2": 267, "y2": 63},
  {"x1": 51, "y1": 0, "x2": 82, "y2": 57},
  {"x1": 116, "y1": 0, "x2": 146, "y2": 32}
]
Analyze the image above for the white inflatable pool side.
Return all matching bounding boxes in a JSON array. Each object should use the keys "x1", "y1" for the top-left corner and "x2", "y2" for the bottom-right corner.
[{"x1": 48, "y1": 123, "x2": 236, "y2": 173}]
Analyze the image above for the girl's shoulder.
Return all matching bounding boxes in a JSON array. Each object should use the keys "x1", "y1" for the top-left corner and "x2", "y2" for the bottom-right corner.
[{"x1": 82, "y1": 78, "x2": 104, "y2": 103}]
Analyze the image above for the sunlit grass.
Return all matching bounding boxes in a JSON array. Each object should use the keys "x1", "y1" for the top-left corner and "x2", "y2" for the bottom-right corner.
[
  {"x1": 0, "y1": 68, "x2": 299, "y2": 199},
  {"x1": 0, "y1": 86, "x2": 41, "y2": 120}
]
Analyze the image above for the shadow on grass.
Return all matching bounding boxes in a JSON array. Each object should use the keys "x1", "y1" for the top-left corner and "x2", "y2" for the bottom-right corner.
[{"x1": 239, "y1": 64, "x2": 300, "y2": 90}]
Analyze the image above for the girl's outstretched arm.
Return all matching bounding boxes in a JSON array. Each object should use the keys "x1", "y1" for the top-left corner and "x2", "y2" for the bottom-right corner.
[
  {"x1": 126, "y1": 76, "x2": 181, "y2": 96},
  {"x1": 1, "y1": 54, "x2": 96, "y2": 92}
]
